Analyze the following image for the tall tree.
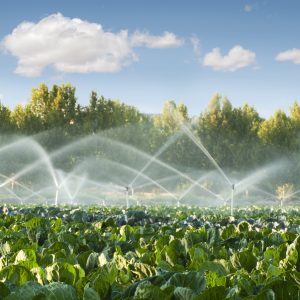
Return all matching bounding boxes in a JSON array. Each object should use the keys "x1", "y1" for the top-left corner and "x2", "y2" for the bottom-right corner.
[
  {"x1": 0, "y1": 103, "x2": 14, "y2": 133},
  {"x1": 258, "y1": 109, "x2": 295, "y2": 151}
]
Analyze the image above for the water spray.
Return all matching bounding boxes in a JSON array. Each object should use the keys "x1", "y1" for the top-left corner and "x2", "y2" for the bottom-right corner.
[{"x1": 181, "y1": 124, "x2": 235, "y2": 215}]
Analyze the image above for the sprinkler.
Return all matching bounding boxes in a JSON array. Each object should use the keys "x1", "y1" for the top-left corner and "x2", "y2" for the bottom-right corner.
[
  {"x1": 124, "y1": 186, "x2": 133, "y2": 208},
  {"x1": 55, "y1": 188, "x2": 59, "y2": 207},
  {"x1": 231, "y1": 184, "x2": 235, "y2": 216}
]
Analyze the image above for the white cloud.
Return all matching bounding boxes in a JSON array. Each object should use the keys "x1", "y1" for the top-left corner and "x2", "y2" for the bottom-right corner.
[
  {"x1": 190, "y1": 36, "x2": 201, "y2": 62},
  {"x1": 2, "y1": 13, "x2": 183, "y2": 77},
  {"x1": 131, "y1": 31, "x2": 183, "y2": 48},
  {"x1": 244, "y1": 4, "x2": 253, "y2": 12},
  {"x1": 276, "y1": 48, "x2": 300, "y2": 64},
  {"x1": 203, "y1": 45, "x2": 256, "y2": 72}
]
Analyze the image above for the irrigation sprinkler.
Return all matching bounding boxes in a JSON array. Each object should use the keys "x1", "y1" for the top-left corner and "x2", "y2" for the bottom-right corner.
[
  {"x1": 124, "y1": 185, "x2": 133, "y2": 208},
  {"x1": 55, "y1": 188, "x2": 59, "y2": 206},
  {"x1": 231, "y1": 184, "x2": 235, "y2": 216}
]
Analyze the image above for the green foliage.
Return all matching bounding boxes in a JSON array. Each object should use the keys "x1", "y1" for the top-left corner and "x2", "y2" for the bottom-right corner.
[{"x1": 0, "y1": 206, "x2": 300, "y2": 299}]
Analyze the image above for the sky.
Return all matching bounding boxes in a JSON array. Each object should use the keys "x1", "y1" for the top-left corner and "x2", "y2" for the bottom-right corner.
[{"x1": 0, "y1": 0, "x2": 299, "y2": 117}]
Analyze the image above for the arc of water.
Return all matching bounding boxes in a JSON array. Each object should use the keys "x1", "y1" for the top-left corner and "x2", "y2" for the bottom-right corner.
[
  {"x1": 132, "y1": 170, "x2": 224, "y2": 204},
  {"x1": 129, "y1": 130, "x2": 183, "y2": 187},
  {"x1": 180, "y1": 123, "x2": 234, "y2": 215},
  {"x1": 250, "y1": 186, "x2": 277, "y2": 199},
  {"x1": 133, "y1": 173, "x2": 184, "y2": 190},
  {"x1": 21, "y1": 185, "x2": 53, "y2": 203},
  {"x1": 0, "y1": 139, "x2": 58, "y2": 190},
  {"x1": 284, "y1": 189, "x2": 300, "y2": 199},
  {"x1": 91, "y1": 157, "x2": 179, "y2": 201},
  {"x1": 46, "y1": 135, "x2": 207, "y2": 192},
  {"x1": 13, "y1": 134, "x2": 231, "y2": 207},
  {"x1": 178, "y1": 171, "x2": 224, "y2": 202},
  {"x1": 63, "y1": 173, "x2": 88, "y2": 204},
  {"x1": 55, "y1": 169, "x2": 126, "y2": 203},
  {"x1": 55, "y1": 171, "x2": 70, "y2": 203},
  {"x1": 181, "y1": 124, "x2": 233, "y2": 186},
  {"x1": 2, "y1": 186, "x2": 23, "y2": 204},
  {"x1": 232, "y1": 162, "x2": 286, "y2": 204},
  {"x1": 0, "y1": 173, "x2": 47, "y2": 202}
]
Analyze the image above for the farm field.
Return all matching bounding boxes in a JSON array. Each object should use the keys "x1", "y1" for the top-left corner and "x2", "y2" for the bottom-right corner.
[{"x1": 0, "y1": 205, "x2": 300, "y2": 299}]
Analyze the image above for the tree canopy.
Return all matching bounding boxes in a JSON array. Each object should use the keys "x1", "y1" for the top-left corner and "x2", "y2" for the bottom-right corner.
[{"x1": 0, "y1": 84, "x2": 299, "y2": 172}]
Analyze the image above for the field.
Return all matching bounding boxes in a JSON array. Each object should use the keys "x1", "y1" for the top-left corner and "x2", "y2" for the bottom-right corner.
[{"x1": 0, "y1": 205, "x2": 299, "y2": 299}]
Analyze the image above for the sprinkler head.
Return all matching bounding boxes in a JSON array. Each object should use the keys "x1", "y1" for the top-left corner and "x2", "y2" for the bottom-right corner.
[{"x1": 232, "y1": 184, "x2": 235, "y2": 190}]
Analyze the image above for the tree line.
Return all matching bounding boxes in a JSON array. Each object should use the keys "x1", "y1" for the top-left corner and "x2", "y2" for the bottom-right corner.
[{"x1": 0, "y1": 83, "x2": 300, "y2": 172}]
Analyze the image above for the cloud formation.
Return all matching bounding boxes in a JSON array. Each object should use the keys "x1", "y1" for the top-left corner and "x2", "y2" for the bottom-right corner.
[
  {"x1": 131, "y1": 31, "x2": 183, "y2": 48},
  {"x1": 203, "y1": 45, "x2": 256, "y2": 71},
  {"x1": 276, "y1": 49, "x2": 300, "y2": 64},
  {"x1": 190, "y1": 36, "x2": 201, "y2": 62},
  {"x1": 2, "y1": 13, "x2": 183, "y2": 76}
]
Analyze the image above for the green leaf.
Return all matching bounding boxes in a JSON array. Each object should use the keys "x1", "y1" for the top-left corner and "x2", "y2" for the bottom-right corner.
[
  {"x1": 173, "y1": 287, "x2": 197, "y2": 300},
  {"x1": 238, "y1": 221, "x2": 251, "y2": 233},
  {"x1": 4, "y1": 282, "x2": 78, "y2": 300},
  {"x1": 0, "y1": 265, "x2": 34, "y2": 286},
  {"x1": 3, "y1": 281, "x2": 43, "y2": 300},
  {"x1": 134, "y1": 281, "x2": 171, "y2": 300},
  {"x1": 195, "y1": 286, "x2": 225, "y2": 300},
  {"x1": 230, "y1": 249, "x2": 257, "y2": 272},
  {"x1": 264, "y1": 279, "x2": 298, "y2": 300},
  {"x1": 263, "y1": 244, "x2": 286, "y2": 267},
  {"x1": 130, "y1": 262, "x2": 157, "y2": 279},
  {"x1": 46, "y1": 262, "x2": 77, "y2": 285},
  {"x1": 198, "y1": 260, "x2": 229, "y2": 276},
  {"x1": 14, "y1": 249, "x2": 37, "y2": 263},
  {"x1": 266, "y1": 265, "x2": 283, "y2": 277},
  {"x1": 40, "y1": 282, "x2": 79, "y2": 300},
  {"x1": 0, "y1": 282, "x2": 10, "y2": 298},
  {"x1": 90, "y1": 262, "x2": 118, "y2": 299},
  {"x1": 86, "y1": 252, "x2": 99, "y2": 273},
  {"x1": 165, "y1": 239, "x2": 187, "y2": 267},
  {"x1": 188, "y1": 247, "x2": 208, "y2": 270},
  {"x1": 249, "y1": 289, "x2": 276, "y2": 300},
  {"x1": 25, "y1": 217, "x2": 42, "y2": 230},
  {"x1": 162, "y1": 272, "x2": 206, "y2": 294},
  {"x1": 83, "y1": 286, "x2": 101, "y2": 300},
  {"x1": 51, "y1": 218, "x2": 63, "y2": 233},
  {"x1": 280, "y1": 238, "x2": 298, "y2": 270},
  {"x1": 205, "y1": 271, "x2": 226, "y2": 288},
  {"x1": 0, "y1": 242, "x2": 11, "y2": 256},
  {"x1": 221, "y1": 224, "x2": 237, "y2": 240}
]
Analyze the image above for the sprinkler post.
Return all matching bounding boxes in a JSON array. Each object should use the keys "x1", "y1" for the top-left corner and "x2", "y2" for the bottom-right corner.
[
  {"x1": 231, "y1": 184, "x2": 235, "y2": 216},
  {"x1": 125, "y1": 186, "x2": 129, "y2": 208},
  {"x1": 280, "y1": 190, "x2": 284, "y2": 208},
  {"x1": 55, "y1": 188, "x2": 59, "y2": 207}
]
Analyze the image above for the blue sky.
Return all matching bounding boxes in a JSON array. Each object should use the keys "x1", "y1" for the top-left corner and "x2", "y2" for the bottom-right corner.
[{"x1": 0, "y1": 0, "x2": 299, "y2": 117}]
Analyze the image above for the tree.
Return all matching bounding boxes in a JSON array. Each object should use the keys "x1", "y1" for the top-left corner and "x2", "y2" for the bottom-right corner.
[
  {"x1": 11, "y1": 104, "x2": 26, "y2": 130},
  {"x1": 29, "y1": 83, "x2": 49, "y2": 120},
  {"x1": 154, "y1": 101, "x2": 188, "y2": 136},
  {"x1": 258, "y1": 109, "x2": 295, "y2": 151},
  {"x1": 0, "y1": 103, "x2": 14, "y2": 133},
  {"x1": 196, "y1": 94, "x2": 264, "y2": 170}
]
